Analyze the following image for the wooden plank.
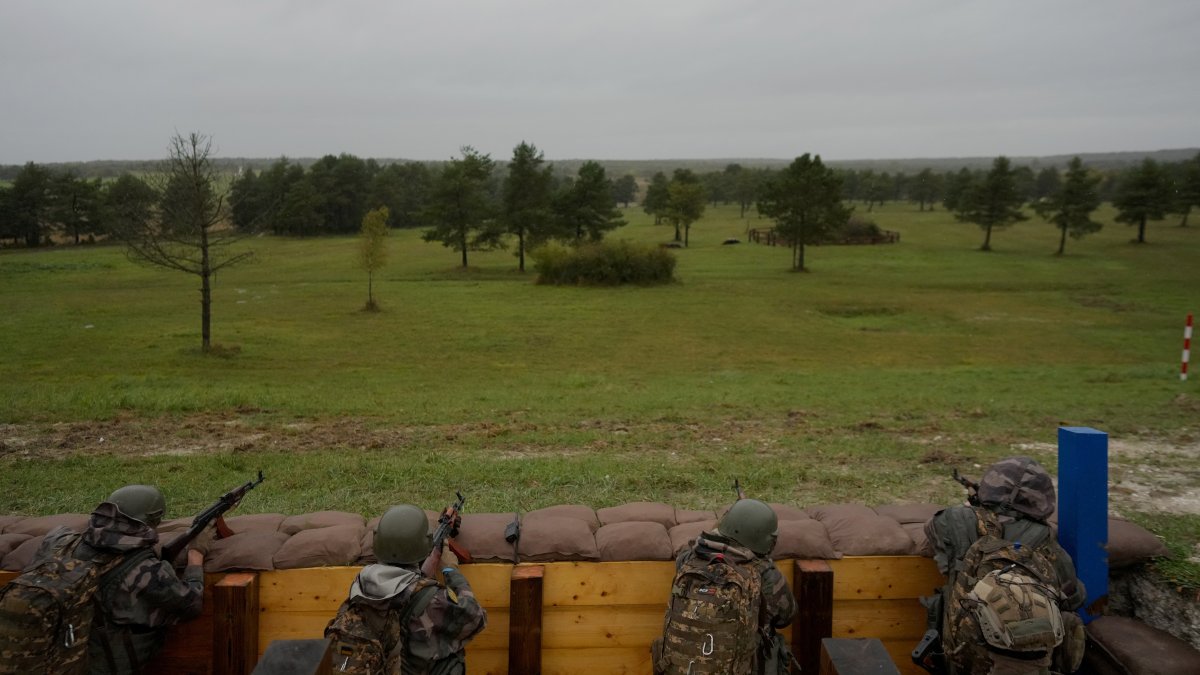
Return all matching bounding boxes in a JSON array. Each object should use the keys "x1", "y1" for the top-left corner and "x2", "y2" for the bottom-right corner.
[
  {"x1": 828, "y1": 557, "x2": 943, "y2": 601},
  {"x1": 509, "y1": 565, "x2": 543, "y2": 675},
  {"x1": 258, "y1": 564, "x2": 512, "y2": 612},
  {"x1": 542, "y1": 646, "x2": 651, "y2": 675},
  {"x1": 541, "y1": 605, "x2": 663, "y2": 649},
  {"x1": 541, "y1": 561, "x2": 676, "y2": 607},
  {"x1": 831, "y1": 599, "x2": 926, "y2": 641},
  {"x1": 258, "y1": 609, "x2": 509, "y2": 653},
  {"x1": 467, "y1": 649, "x2": 508, "y2": 675},
  {"x1": 794, "y1": 560, "x2": 834, "y2": 675},
  {"x1": 214, "y1": 572, "x2": 259, "y2": 675}
]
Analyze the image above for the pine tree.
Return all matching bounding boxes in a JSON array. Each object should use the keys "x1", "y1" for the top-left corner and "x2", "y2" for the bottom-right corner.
[{"x1": 1033, "y1": 157, "x2": 1102, "y2": 255}]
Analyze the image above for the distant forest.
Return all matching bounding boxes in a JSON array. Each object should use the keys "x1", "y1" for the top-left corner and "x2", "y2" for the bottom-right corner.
[{"x1": 2, "y1": 148, "x2": 1197, "y2": 181}]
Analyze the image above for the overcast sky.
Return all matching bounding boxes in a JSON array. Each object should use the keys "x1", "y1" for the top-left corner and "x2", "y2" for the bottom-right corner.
[{"x1": 2, "y1": 0, "x2": 1197, "y2": 164}]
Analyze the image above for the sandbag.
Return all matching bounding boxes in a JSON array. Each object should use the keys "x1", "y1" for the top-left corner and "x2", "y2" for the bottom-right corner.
[
  {"x1": 903, "y1": 522, "x2": 931, "y2": 557},
  {"x1": 597, "y1": 502, "x2": 677, "y2": 529},
  {"x1": 155, "y1": 517, "x2": 193, "y2": 534},
  {"x1": 769, "y1": 503, "x2": 811, "y2": 521},
  {"x1": 1107, "y1": 519, "x2": 1170, "y2": 568},
  {"x1": 772, "y1": 519, "x2": 840, "y2": 559},
  {"x1": 453, "y1": 513, "x2": 521, "y2": 563},
  {"x1": 595, "y1": 522, "x2": 673, "y2": 561},
  {"x1": 807, "y1": 503, "x2": 914, "y2": 555},
  {"x1": 674, "y1": 508, "x2": 716, "y2": 525},
  {"x1": 224, "y1": 513, "x2": 287, "y2": 533},
  {"x1": 0, "y1": 516, "x2": 24, "y2": 534},
  {"x1": 0, "y1": 533, "x2": 32, "y2": 560},
  {"x1": 668, "y1": 521, "x2": 716, "y2": 556},
  {"x1": 279, "y1": 511, "x2": 366, "y2": 535},
  {"x1": 1085, "y1": 616, "x2": 1200, "y2": 675},
  {"x1": 274, "y1": 525, "x2": 365, "y2": 569},
  {"x1": 3, "y1": 514, "x2": 89, "y2": 537},
  {"x1": 874, "y1": 503, "x2": 942, "y2": 524},
  {"x1": 204, "y1": 531, "x2": 291, "y2": 572},
  {"x1": 524, "y1": 505, "x2": 600, "y2": 532},
  {"x1": 517, "y1": 516, "x2": 599, "y2": 562},
  {"x1": 1, "y1": 535, "x2": 45, "y2": 571}
]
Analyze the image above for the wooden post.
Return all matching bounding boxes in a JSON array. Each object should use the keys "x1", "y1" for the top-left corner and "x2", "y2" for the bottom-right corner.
[
  {"x1": 793, "y1": 560, "x2": 834, "y2": 675},
  {"x1": 1058, "y1": 426, "x2": 1109, "y2": 623},
  {"x1": 213, "y1": 572, "x2": 260, "y2": 675},
  {"x1": 509, "y1": 565, "x2": 545, "y2": 675}
]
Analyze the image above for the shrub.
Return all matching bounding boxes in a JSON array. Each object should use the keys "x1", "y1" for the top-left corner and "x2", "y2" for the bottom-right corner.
[
  {"x1": 839, "y1": 216, "x2": 884, "y2": 240},
  {"x1": 530, "y1": 241, "x2": 677, "y2": 286}
]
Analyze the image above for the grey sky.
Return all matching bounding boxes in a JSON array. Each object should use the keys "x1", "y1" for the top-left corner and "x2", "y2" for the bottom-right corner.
[{"x1": 2, "y1": 0, "x2": 1197, "y2": 164}]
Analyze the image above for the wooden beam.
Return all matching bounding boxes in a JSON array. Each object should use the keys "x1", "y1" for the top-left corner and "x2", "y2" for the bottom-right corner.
[
  {"x1": 794, "y1": 560, "x2": 834, "y2": 675},
  {"x1": 214, "y1": 572, "x2": 260, "y2": 675},
  {"x1": 509, "y1": 565, "x2": 544, "y2": 675}
]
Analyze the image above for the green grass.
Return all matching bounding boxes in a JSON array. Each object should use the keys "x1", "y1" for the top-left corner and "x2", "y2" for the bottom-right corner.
[{"x1": 1, "y1": 202, "x2": 1197, "y2": 583}]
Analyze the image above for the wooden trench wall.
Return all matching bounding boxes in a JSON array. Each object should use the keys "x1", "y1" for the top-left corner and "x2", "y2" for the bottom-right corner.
[{"x1": 0, "y1": 555, "x2": 944, "y2": 675}]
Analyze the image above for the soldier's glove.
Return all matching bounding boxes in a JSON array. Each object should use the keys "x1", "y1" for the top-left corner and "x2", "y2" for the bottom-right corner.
[
  {"x1": 189, "y1": 521, "x2": 219, "y2": 555},
  {"x1": 441, "y1": 542, "x2": 460, "y2": 569}
]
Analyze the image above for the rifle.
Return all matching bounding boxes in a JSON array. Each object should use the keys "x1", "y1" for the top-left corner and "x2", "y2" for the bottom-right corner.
[
  {"x1": 952, "y1": 468, "x2": 980, "y2": 507},
  {"x1": 733, "y1": 477, "x2": 746, "y2": 501},
  {"x1": 431, "y1": 491, "x2": 472, "y2": 564},
  {"x1": 161, "y1": 470, "x2": 264, "y2": 563},
  {"x1": 911, "y1": 628, "x2": 944, "y2": 674}
]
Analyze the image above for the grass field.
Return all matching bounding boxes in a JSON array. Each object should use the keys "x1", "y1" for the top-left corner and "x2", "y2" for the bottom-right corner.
[{"x1": 1, "y1": 202, "x2": 1197, "y2": 582}]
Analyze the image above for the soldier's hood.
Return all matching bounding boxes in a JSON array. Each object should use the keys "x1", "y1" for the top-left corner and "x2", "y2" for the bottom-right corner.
[
  {"x1": 351, "y1": 564, "x2": 422, "y2": 606},
  {"x1": 82, "y1": 501, "x2": 160, "y2": 552},
  {"x1": 695, "y1": 530, "x2": 756, "y2": 564}
]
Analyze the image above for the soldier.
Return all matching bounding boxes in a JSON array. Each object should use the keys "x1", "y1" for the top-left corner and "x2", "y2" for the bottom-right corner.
[
  {"x1": 325, "y1": 504, "x2": 487, "y2": 675},
  {"x1": 0, "y1": 484, "x2": 208, "y2": 675},
  {"x1": 653, "y1": 498, "x2": 797, "y2": 675},
  {"x1": 923, "y1": 457, "x2": 1086, "y2": 675}
]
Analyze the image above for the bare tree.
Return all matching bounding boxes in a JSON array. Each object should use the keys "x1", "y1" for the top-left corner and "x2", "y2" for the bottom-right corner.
[{"x1": 115, "y1": 133, "x2": 254, "y2": 352}]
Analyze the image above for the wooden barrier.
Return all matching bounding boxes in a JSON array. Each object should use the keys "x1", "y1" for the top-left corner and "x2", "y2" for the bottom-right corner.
[{"x1": 0, "y1": 556, "x2": 944, "y2": 674}]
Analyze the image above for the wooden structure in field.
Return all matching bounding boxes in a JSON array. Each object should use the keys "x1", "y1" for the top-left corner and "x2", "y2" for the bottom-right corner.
[{"x1": 0, "y1": 555, "x2": 942, "y2": 674}]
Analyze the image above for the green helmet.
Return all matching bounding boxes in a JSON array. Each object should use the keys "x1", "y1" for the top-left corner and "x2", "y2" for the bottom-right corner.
[
  {"x1": 374, "y1": 505, "x2": 433, "y2": 566},
  {"x1": 718, "y1": 499, "x2": 779, "y2": 556},
  {"x1": 107, "y1": 485, "x2": 166, "y2": 528}
]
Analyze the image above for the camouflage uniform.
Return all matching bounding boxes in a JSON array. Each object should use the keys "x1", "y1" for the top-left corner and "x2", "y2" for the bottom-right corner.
[
  {"x1": 339, "y1": 562, "x2": 487, "y2": 674},
  {"x1": 674, "y1": 531, "x2": 797, "y2": 673},
  {"x1": 924, "y1": 458, "x2": 1086, "y2": 675},
  {"x1": 49, "y1": 502, "x2": 203, "y2": 675}
]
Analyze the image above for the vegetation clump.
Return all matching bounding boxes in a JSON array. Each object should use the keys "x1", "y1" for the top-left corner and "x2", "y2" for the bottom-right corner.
[{"x1": 531, "y1": 240, "x2": 676, "y2": 286}]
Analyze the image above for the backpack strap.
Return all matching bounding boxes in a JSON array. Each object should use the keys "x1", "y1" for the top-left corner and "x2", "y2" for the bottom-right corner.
[
  {"x1": 92, "y1": 547, "x2": 157, "y2": 674},
  {"x1": 973, "y1": 507, "x2": 1004, "y2": 540}
]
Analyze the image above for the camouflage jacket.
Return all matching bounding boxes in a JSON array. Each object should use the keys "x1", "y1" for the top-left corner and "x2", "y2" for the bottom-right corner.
[
  {"x1": 347, "y1": 563, "x2": 487, "y2": 672},
  {"x1": 678, "y1": 531, "x2": 798, "y2": 631},
  {"x1": 924, "y1": 505, "x2": 1085, "y2": 611},
  {"x1": 33, "y1": 503, "x2": 204, "y2": 629}
]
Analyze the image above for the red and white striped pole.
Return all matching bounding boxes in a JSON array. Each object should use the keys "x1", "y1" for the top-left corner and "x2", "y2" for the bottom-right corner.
[{"x1": 1184, "y1": 314, "x2": 1193, "y2": 382}]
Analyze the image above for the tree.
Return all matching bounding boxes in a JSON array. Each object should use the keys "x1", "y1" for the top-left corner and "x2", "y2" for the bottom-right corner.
[
  {"x1": 368, "y1": 162, "x2": 432, "y2": 229},
  {"x1": 359, "y1": 206, "x2": 389, "y2": 311},
  {"x1": 953, "y1": 156, "x2": 1027, "y2": 251},
  {"x1": 732, "y1": 167, "x2": 760, "y2": 218},
  {"x1": 1113, "y1": 159, "x2": 1172, "y2": 244},
  {"x1": 756, "y1": 154, "x2": 851, "y2": 271},
  {"x1": 942, "y1": 168, "x2": 975, "y2": 212},
  {"x1": 1171, "y1": 152, "x2": 1200, "y2": 227},
  {"x1": 502, "y1": 142, "x2": 554, "y2": 272},
  {"x1": 9, "y1": 162, "x2": 54, "y2": 247},
  {"x1": 1033, "y1": 167, "x2": 1062, "y2": 201},
  {"x1": 422, "y1": 146, "x2": 499, "y2": 267},
  {"x1": 112, "y1": 133, "x2": 254, "y2": 353},
  {"x1": 49, "y1": 171, "x2": 103, "y2": 244},
  {"x1": 642, "y1": 171, "x2": 670, "y2": 225},
  {"x1": 612, "y1": 174, "x2": 638, "y2": 207},
  {"x1": 554, "y1": 161, "x2": 625, "y2": 242},
  {"x1": 910, "y1": 168, "x2": 942, "y2": 211},
  {"x1": 1032, "y1": 157, "x2": 1102, "y2": 256},
  {"x1": 664, "y1": 169, "x2": 707, "y2": 246}
]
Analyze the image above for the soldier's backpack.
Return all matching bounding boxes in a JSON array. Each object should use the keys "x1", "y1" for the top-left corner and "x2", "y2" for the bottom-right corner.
[
  {"x1": 652, "y1": 551, "x2": 762, "y2": 675},
  {"x1": 324, "y1": 580, "x2": 438, "y2": 675},
  {"x1": 0, "y1": 531, "x2": 125, "y2": 675},
  {"x1": 944, "y1": 509, "x2": 1065, "y2": 662}
]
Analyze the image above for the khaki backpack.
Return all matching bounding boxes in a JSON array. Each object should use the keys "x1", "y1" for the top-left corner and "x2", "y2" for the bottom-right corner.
[
  {"x1": 324, "y1": 580, "x2": 437, "y2": 675},
  {"x1": 653, "y1": 552, "x2": 762, "y2": 675},
  {"x1": 944, "y1": 509, "x2": 1066, "y2": 664},
  {"x1": 0, "y1": 532, "x2": 125, "y2": 675}
]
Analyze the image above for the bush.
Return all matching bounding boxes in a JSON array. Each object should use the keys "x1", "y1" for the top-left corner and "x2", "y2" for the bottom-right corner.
[
  {"x1": 530, "y1": 241, "x2": 677, "y2": 286},
  {"x1": 839, "y1": 216, "x2": 884, "y2": 240}
]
